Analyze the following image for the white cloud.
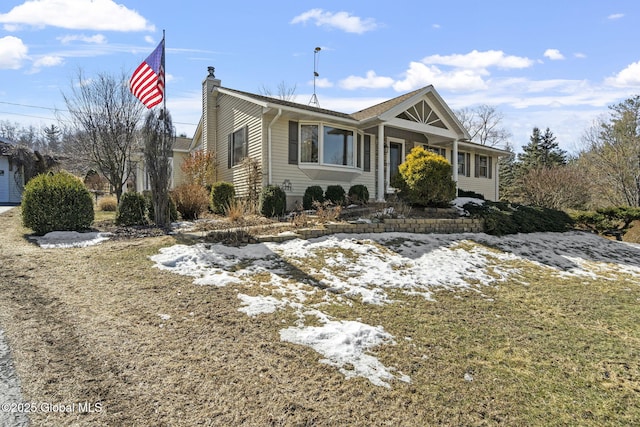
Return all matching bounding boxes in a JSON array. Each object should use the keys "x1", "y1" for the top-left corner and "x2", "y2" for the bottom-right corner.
[
  {"x1": 544, "y1": 49, "x2": 565, "y2": 60},
  {"x1": 291, "y1": 9, "x2": 378, "y2": 34},
  {"x1": 604, "y1": 61, "x2": 640, "y2": 87},
  {"x1": 608, "y1": 13, "x2": 624, "y2": 20},
  {"x1": 314, "y1": 77, "x2": 334, "y2": 88},
  {"x1": 340, "y1": 70, "x2": 394, "y2": 90},
  {"x1": 0, "y1": 0, "x2": 155, "y2": 32},
  {"x1": 393, "y1": 62, "x2": 488, "y2": 92},
  {"x1": 32, "y1": 55, "x2": 63, "y2": 68},
  {"x1": 432, "y1": 24, "x2": 441, "y2": 29},
  {"x1": 422, "y1": 49, "x2": 534, "y2": 70},
  {"x1": 574, "y1": 52, "x2": 587, "y2": 59},
  {"x1": 0, "y1": 35, "x2": 28, "y2": 69},
  {"x1": 57, "y1": 34, "x2": 107, "y2": 44}
]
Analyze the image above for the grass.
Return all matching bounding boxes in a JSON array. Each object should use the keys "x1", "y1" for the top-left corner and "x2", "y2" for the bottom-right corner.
[{"x1": 0, "y1": 207, "x2": 639, "y2": 426}]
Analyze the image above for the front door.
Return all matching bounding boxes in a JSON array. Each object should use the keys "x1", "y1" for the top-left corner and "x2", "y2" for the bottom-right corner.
[{"x1": 389, "y1": 142, "x2": 403, "y2": 182}]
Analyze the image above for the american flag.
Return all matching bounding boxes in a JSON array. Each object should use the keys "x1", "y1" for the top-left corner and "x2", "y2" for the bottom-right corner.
[{"x1": 129, "y1": 38, "x2": 165, "y2": 109}]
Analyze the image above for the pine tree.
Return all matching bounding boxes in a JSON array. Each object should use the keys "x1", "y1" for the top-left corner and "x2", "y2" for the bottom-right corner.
[
  {"x1": 518, "y1": 127, "x2": 566, "y2": 173},
  {"x1": 43, "y1": 124, "x2": 61, "y2": 153}
]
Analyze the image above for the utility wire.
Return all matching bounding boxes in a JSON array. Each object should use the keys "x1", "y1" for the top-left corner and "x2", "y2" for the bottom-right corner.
[{"x1": 0, "y1": 100, "x2": 198, "y2": 126}]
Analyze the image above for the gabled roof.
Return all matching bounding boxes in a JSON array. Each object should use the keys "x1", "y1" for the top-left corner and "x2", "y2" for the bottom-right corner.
[
  {"x1": 350, "y1": 87, "x2": 425, "y2": 121},
  {"x1": 219, "y1": 87, "x2": 353, "y2": 120},
  {"x1": 217, "y1": 85, "x2": 470, "y2": 139}
]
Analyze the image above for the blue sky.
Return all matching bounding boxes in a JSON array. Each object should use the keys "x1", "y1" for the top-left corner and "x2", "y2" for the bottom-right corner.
[{"x1": 1, "y1": 0, "x2": 640, "y2": 154}]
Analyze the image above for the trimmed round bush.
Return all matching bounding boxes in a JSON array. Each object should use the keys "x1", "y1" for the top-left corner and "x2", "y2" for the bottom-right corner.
[
  {"x1": 325, "y1": 185, "x2": 346, "y2": 205},
  {"x1": 260, "y1": 185, "x2": 287, "y2": 217},
  {"x1": 398, "y1": 146, "x2": 456, "y2": 207},
  {"x1": 116, "y1": 192, "x2": 148, "y2": 226},
  {"x1": 173, "y1": 184, "x2": 209, "y2": 220},
  {"x1": 22, "y1": 171, "x2": 94, "y2": 235},
  {"x1": 348, "y1": 185, "x2": 369, "y2": 205},
  {"x1": 303, "y1": 185, "x2": 324, "y2": 210},
  {"x1": 210, "y1": 182, "x2": 235, "y2": 215}
]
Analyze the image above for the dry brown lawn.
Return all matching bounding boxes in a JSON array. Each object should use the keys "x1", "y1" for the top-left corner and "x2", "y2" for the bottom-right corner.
[{"x1": 1, "y1": 207, "x2": 639, "y2": 426}]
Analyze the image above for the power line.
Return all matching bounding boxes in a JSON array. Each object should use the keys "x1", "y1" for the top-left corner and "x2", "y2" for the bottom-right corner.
[{"x1": 0, "y1": 100, "x2": 198, "y2": 126}]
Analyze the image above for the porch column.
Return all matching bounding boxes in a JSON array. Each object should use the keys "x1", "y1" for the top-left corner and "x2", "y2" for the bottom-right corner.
[
  {"x1": 452, "y1": 138, "x2": 459, "y2": 194},
  {"x1": 377, "y1": 124, "x2": 385, "y2": 202}
]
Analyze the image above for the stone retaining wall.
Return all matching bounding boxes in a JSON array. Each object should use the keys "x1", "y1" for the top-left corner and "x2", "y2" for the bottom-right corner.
[{"x1": 255, "y1": 218, "x2": 484, "y2": 243}]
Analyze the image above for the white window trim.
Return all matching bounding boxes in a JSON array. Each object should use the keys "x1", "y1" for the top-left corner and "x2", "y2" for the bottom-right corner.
[{"x1": 298, "y1": 121, "x2": 362, "y2": 170}]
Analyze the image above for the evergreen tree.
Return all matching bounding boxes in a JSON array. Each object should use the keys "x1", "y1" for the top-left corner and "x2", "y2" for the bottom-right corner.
[
  {"x1": 498, "y1": 141, "x2": 517, "y2": 200},
  {"x1": 518, "y1": 127, "x2": 566, "y2": 172},
  {"x1": 43, "y1": 124, "x2": 61, "y2": 153}
]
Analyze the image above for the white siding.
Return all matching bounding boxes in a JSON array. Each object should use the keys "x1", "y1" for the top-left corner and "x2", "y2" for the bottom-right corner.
[
  {"x1": 215, "y1": 94, "x2": 264, "y2": 197},
  {"x1": 457, "y1": 153, "x2": 499, "y2": 201},
  {"x1": 269, "y1": 119, "x2": 376, "y2": 208}
]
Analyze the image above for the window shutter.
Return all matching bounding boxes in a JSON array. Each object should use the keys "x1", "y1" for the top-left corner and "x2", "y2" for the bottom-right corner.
[
  {"x1": 488, "y1": 156, "x2": 493, "y2": 179},
  {"x1": 288, "y1": 121, "x2": 298, "y2": 164},
  {"x1": 466, "y1": 153, "x2": 471, "y2": 177},
  {"x1": 243, "y1": 125, "x2": 249, "y2": 159},
  {"x1": 474, "y1": 154, "x2": 479, "y2": 178},
  {"x1": 228, "y1": 133, "x2": 232, "y2": 169},
  {"x1": 364, "y1": 135, "x2": 371, "y2": 172}
]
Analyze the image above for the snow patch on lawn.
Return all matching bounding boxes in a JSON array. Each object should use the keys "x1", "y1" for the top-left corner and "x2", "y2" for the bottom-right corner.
[
  {"x1": 280, "y1": 319, "x2": 409, "y2": 388},
  {"x1": 238, "y1": 294, "x2": 286, "y2": 316},
  {"x1": 31, "y1": 231, "x2": 111, "y2": 248},
  {"x1": 150, "y1": 230, "x2": 640, "y2": 387}
]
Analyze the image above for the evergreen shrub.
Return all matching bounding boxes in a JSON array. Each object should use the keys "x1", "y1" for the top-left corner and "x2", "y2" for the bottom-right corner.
[
  {"x1": 115, "y1": 192, "x2": 148, "y2": 226},
  {"x1": 303, "y1": 185, "x2": 324, "y2": 210},
  {"x1": 348, "y1": 185, "x2": 370, "y2": 205},
  {"x1": 210, "y1": 182, "x2": 235, "y2": 215},
  {"x1": 325, "y1": 185, "x2": 346, "y2": 205},
  {"x1": 260, "y1": 185, "x2": 287, "y2": 217},
  {"x1": 22, "y1": 171, "x2": 94, "y2": 235},
  {"x1": 397, "y1": 147, "x2": 456, "y2": 207}
]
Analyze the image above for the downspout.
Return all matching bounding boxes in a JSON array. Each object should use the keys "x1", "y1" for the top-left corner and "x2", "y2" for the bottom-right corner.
[{"x1": 267, "y1": 108, "x2": 282, "y2": 185}]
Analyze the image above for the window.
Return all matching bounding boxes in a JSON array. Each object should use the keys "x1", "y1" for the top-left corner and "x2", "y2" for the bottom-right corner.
[
  {"x1": 475, "y1": 154, "x2": 492, "y2": 179},
  {"x1": 301, "y1": 124, "x2": 319, "y2": 163},
  {"x1": 229, "y1": 126, "x2": 248, "y2": 167},
  {"x1": 458, "y1": 152, "x2": 471, "y2": 177},
  {"x1": 323, "y1": 126, "x2": 354, "y2": 166},
  {"x1": 298, "y1": 123, "x2": 358, "y2": 168},
  {"x1": 423, "y1": 145, "x2": 446, "y2": 158}
]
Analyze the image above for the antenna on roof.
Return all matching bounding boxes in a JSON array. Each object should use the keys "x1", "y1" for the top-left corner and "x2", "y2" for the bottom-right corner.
[{"x1": 309, "y1": 47, "x2": 321, "y2": 107}]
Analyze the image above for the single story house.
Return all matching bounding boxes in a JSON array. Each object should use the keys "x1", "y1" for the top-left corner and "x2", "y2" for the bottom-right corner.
[
  {"x1": 191, "y1": 69, "x2": 509, "y2": 209},
  {"x1": 0, "y1": 137, "x2": 24, "y2": 204}
]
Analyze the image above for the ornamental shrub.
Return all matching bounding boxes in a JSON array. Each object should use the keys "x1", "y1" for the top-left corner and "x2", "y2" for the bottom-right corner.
[
  {"x1": 173, "y1": 184, "x2": 209, "y2": 220},
  {"x1": 397, "y1": 146, "x2": 456, "y2": 207},
  {"x1": 348, "y1": 184, "x2": 370, "y2": 205},
  {"x1": 210, "y1": 182, "x2": 235, "y2": 215},
  {"x1": 325, "y1": 185, "x2": 346, "y2": 205},
  {"x1": 22, "y1": 171, "x2": 94, "y2": 235},
  {"x1": 98, "y1": 195, "x2": 118, "y2": 212},
  {"x1": 115, "y1": 192, "x2": 148, "y2": 226},
  {"x1": 303, "y1": 185, "x2": 324, "y2": 210},
  {"x1": 463, "y1": 200, "x2": 573, "y2": 236},
  {"x1": 260, "y1": 185, "x2": 287, "y2": 217}
]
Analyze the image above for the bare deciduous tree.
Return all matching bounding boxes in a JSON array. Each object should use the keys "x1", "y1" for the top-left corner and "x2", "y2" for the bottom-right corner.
[
  {"x1": 456, "y1": 104, "x2": 511, "y2": 148},
  {"x1": 258, "y1": 81, "x2": 297, "y2": 102},
  {"x1": 62, "y1": 69, "x2": 144, "y2": 202},
  {"x1": 517, "y1": 165, "x2": 591, "y2": 210}
]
